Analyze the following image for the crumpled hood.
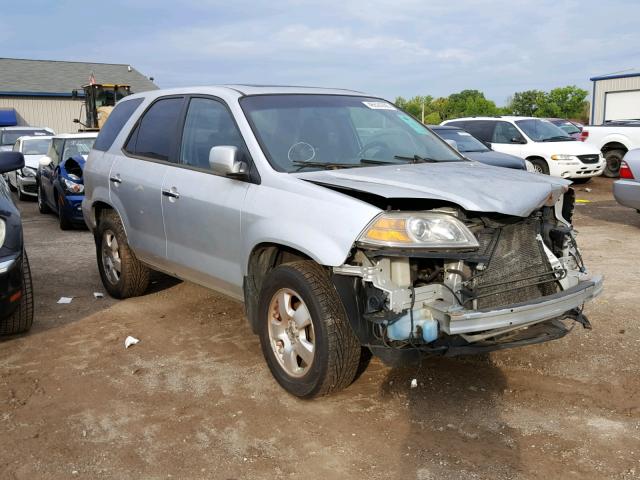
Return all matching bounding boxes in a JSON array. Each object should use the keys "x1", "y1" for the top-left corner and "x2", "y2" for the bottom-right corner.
[{"x1": 295, "y1": 161, "x2": 571, "y2": 217}]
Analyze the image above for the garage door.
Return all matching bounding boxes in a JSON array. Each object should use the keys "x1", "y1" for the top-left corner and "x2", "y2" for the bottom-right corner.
[{"x1": 604, "y1": 90, "x2": 640, "y2": 121}]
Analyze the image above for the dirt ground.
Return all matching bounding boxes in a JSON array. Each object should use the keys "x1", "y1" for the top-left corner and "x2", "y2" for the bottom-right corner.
[{"x1": 1, "y1": 176, "x2": 639, "y2": 480}]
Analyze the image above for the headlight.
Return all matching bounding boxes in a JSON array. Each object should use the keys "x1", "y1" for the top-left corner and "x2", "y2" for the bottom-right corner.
[
  {"x1": 62, "y1": 177, "x2": 84, "y2": 194},
  {"x1": 358, "y1": 212, "x2": 479, "y2": 249},
  {"x1": 20, "y1": 167, "x2": 36, "y2": 178},
  {"x1": 0, "y1": 218, "x2": 5, "y2": 247},
  {"x1": 550, "y1": 154, "x2": 576, "y2": 161}
]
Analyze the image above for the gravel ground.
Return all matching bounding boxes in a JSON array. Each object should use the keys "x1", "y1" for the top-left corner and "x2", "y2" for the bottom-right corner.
[{"x1": 1, "y1": 176, "x2": 639, "y2": 480}]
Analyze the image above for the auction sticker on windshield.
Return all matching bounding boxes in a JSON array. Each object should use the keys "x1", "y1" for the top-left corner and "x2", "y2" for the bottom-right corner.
[{"x1": 362, "y1": 101, "x2": 396, "y2": 110}]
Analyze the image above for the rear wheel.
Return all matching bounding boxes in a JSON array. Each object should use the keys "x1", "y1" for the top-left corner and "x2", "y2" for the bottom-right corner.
[
  {"x1": 37, "y1": 183, "x2": 50, "y2": 214},
  {"x1": 603, "y1": 149, "x2": 625, "y2": 178},
  {"x1": 0, "y1": 252, "x2": 34, "y2": 335},
  {"x1": 529, "y1": 158, "x2": 549, "y2": 175},
  {"x1": 96, "y1": 210, "x2": 150, "y2": 299},
  {"x1": 258, "y1": 261, "x2": 361, "y2": 398}
]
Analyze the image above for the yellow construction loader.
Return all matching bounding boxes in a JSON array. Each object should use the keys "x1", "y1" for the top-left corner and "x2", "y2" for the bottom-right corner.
[{"x1": 72, "y1": 84, "x2": 131, "y2": 131}]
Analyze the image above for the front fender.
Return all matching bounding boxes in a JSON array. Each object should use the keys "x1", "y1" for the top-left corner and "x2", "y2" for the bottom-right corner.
[{"x1": 599, "y1": 133, "x2": 632, "y2": 151}]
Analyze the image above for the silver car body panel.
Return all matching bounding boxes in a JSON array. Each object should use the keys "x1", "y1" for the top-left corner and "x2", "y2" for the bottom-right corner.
[
  {"x1": 295, "y1": 161, "x2": 570, "y2": 218},
  {"x1": 613, "y1": 148, "x2": 640, "y2": 210}
]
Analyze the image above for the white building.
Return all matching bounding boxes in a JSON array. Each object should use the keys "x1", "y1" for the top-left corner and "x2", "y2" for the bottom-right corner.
[
  {"x1": 590, "y1": 71, "x2": 640, "y2": 125},
  {"x1": 0, "y1": 58, "x2": 158, "y2": 134}
]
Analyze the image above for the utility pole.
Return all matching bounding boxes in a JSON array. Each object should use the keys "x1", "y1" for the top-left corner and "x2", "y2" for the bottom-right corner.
[{"x1": 421, "y1": 99, "x2": 425, "y2": 123}]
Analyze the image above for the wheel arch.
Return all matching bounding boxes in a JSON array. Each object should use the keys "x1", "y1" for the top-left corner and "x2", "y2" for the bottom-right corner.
[
  {"x1": 243, "y1": 242, "x2": 314, "y2": 334},
  {"x1": 601, "y1": 141, "x2": 628, "y2": 154},
  {"x1": 90, "y1": 201, "x2": 129, "y2": 239}
]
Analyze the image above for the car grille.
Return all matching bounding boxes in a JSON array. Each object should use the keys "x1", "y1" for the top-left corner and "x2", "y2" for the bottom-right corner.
[
  {"x1": 577, "y1": 154, "x2": 600, "y2": 164},
  {"x1": 467, "y1": 219, "x2": 559, "y2": 310}
]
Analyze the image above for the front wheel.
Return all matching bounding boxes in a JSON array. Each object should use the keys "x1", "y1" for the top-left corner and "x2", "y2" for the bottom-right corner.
[
  {"x1": 57, "y1": 195, "x2": 73, "y2": 230},
  {"x1": 529, "y1": 158, "x2": 549, "y2": 175},
  {"x1": 258, "y1": 261, "x2": 361, "y2": 398},
  {"x1": 96, "y1": 210, "x2": 150, "y2": 299},
  {"x1": 37, "y1": 184, "x2": 50, "y2": 214},
  {"x1": 0, "y1": 251, "x2": 34, "y2": 335}
]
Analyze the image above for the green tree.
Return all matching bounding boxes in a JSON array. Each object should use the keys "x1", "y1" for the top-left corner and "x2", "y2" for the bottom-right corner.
[
  {"x1": 537, "y1": 86, "x2": 589, "y2": 120},
  {"x1": 507, "y1": 90, "x2": 546, "y2": 116},
  {"x1": 444, "y1": 89, "x2": 500, "y2": 119}
]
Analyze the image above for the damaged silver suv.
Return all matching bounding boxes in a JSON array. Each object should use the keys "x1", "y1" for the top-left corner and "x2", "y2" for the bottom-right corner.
[{"x1": 83, "y1": 86, "x2": 603, "y2": 397}]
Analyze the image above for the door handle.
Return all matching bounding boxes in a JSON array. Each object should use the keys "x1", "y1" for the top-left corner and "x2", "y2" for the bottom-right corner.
[
  {"x1": 162, "y1": 188, "x2": 180, "y2": 199},
  {"x1": 109, "y1": 174, "x2": 122, "y2": 184}
]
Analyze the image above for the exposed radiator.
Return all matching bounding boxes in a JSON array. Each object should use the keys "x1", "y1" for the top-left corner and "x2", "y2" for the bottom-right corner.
[{"x1": 467, "y1": 219, "x2": 559, "y2": 310}]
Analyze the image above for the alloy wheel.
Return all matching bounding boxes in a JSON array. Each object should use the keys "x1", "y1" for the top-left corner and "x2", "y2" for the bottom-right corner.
[
  {"x1": 101, "y1": 229, "x2": 122, "y2": 285},
  {"x1": 268, "y1": 288, "x2": 315, "y2": 377}
]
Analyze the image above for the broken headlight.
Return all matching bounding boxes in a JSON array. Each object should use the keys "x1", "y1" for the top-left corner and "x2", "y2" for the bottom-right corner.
[
  {"x1": 358, "y1": 212, "x2": 479, "y2": 249},
  {"x1": 62, "y1": 177, "x2": 84, "y2": 194}
]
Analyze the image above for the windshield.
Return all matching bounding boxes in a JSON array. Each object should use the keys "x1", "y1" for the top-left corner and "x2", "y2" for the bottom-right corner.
[
  {"x1": 551, "y1": 120, "x2": 581, "y2": 135},
  {"x1": 62, "y1": 138, "x2": 95, "y2": 159},
  {"x1": 515, "y1": 119, "x2": 572, "y2": 142},
  {"x1": 1, "y1": 129, "x2": 51, "y2": 146},
  {"x1": 434, "y1": 129, "x2": 489, "y2": 153},
  {"x1": 22, "y1": 138, "x2": 51, "y2": 155},
  {"x1": 240, "y1": 95, "x2": 463, "y2": 172}
]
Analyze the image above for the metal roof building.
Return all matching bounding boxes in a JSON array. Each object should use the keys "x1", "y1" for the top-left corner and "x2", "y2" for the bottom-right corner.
[
  {"x1": 0, "y1": 58, "x2": 158, "y2": 134},
  {"x1": 590, "y1": 70, "x2": 640, "y2": 125}
]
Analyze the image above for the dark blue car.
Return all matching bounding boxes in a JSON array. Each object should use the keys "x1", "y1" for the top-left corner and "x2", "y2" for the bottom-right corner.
[{"x1": 36, "y1": 133, "x2": 97, "y2": 229}]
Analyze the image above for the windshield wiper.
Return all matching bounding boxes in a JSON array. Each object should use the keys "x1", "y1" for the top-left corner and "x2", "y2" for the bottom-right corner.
[
  {"x1": 359, "y1": 158, "x2": 398, "y2": 165},
  {"x1": 542, "y1": 136, "x2": 573, "y2": 142},
  {"x1": 393, "y1": 154, "x2": 439, "y2": 163},
  {"x1": 292, "y1": 160, "x2": 362, "y2": 172}
]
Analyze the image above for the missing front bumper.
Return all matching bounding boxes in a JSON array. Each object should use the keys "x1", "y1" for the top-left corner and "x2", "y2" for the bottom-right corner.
[{"x1": 429, "y1": 275, "x2": 603, "y2": 336}]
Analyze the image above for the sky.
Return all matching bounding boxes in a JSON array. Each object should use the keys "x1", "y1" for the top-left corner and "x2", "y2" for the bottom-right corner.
[{"x1": 2, "y1": 0, "x2": 639, "y2": 105}]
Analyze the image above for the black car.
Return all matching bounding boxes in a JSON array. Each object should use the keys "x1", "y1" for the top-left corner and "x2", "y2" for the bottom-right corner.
[
  {"x1": 430, "y1": 125, "x2": 528, "y2": 170},
  {"x1": 0, "y1": 151, "x2": 33, "y2": 334}
]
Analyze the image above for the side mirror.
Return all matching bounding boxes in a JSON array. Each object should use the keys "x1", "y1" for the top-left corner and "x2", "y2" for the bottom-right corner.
[
  {"x1": 511, "y1": 137, "x2": 526, "y2": 144},
  {"x1": 208, "y1": 146, "x2": 248, "y2": 178},
  {"x1": 0, "y1": 151, "x2": 25, "y2": 174},
  {"x1": 39, "y1": 156, "x2": 53, "y2": 168},
  {"x1": 445, "y1": 139, "x2": 458, "y2": 150}
]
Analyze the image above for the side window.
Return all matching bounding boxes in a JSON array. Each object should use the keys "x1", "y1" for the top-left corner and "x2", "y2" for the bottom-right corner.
[
  {"x1": 50, "y1": 139, "x2": 63, "y2": 165},
  {"x1": 180, "y1": 97, "x2": 246, "y2": 170},
  {"x1": 463, "y1": 121, "x2": 495, "y2": 142},
  {"x1": 94, "y1": 98, "x2": 144, "y2": 151},
  {"x1": 492, "y1": 121, "x2": 525, "y2": 144},
  {"x1": 125, "y1": 97, "x2": 184, "y2": 161}
]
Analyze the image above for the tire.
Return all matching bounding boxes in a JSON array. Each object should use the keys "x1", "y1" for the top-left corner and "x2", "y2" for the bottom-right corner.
[
  {"x1": 56, "y1": 194, "x2": 73, "y2": 230},
  {"x1": 96, "y1": 210, "x2": 150, "y2": 299},
  {"x1": 0, "y1": 251, "x2": 34, "y2": 335},
  {"x1": 37, "y1": 183, "x2": 50, "y2": 214},
  {"x1": 572, "y1": 177, "x2": 591, "y2": 184},
  {"x1": 257, "y1": 261, "x2": 361, "y2": 398},
  {"x1": 17, "y1": 186, "x2": 28, "y2": 201},
  {"x1": 603, "y1": 149, "x2": 625, "y2": 178},
  {"x1": 529, "y1": 158, "x2": 549, "y2": 175}
]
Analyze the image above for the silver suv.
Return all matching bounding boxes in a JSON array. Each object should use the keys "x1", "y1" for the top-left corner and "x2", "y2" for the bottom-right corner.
[{"x1": 83, "y1": 86, "x2": 603, "y2": 397}]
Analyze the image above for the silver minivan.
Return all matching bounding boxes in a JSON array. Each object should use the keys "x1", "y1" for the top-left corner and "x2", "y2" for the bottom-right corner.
[{"x1": 83, "y1": 86, "x2": 603, "y2": 397}]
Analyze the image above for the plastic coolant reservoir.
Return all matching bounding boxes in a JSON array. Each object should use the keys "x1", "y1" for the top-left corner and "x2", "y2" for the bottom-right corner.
[{"x1": 386, "y1": 309, "x2": 439, "y2": 343}]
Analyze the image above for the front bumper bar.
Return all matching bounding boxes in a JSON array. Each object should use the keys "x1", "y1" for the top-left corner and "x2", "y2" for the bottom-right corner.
[{"x1": 430, "y1": 275, "x2": 604, "y2": 335}]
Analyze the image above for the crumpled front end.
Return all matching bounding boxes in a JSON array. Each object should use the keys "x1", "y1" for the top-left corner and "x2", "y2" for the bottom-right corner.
[{"x1": 333, "y1": 188, "x2": 603, "y2": 362}]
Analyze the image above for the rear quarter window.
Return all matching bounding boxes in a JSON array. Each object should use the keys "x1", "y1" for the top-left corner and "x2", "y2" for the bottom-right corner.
[{"x1": 93, "y1": 98, "x2": 144, "y2": 151}]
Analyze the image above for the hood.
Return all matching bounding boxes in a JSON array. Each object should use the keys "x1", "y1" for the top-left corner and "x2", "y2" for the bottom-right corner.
[
  {"x1": 464, "y1": 151, "x2": 525, "y2": 170},
  {"x1": 24, "y1": 154, "x2": 45, "y2": 169},
  {"x1": 295, "y1": 161, "x2": 570, "y2": 217},
  {"x1": 533, "y1": 139, "x2": 600, "y2": 155}
]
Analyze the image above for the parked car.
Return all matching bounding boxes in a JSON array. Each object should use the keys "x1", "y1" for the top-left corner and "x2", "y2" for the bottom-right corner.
[
  {"x1": 83, "y1": 87, "x2": 602, "y2": 398},
  {"x1": 442, "y1": 116, "x2": 604, "y2": 182},
  {"x1": 613, "y1": 148, "x2": 640, "y2": 212},
  {"x1": 6, "y1": 135, "x2": 53, "y2": 200},
  {"x1": 579, "y1": 120, "x2": 640, "y2": 177},
  {"x1": 37, "y1": 133, "x2": 97, "y2": 229},
  {"x1": 0, "y1": 151, "x2": 34, "y2": 334},
  {"x1": 0, "y1": 126, "x2": 54, "y2": 152},
  {"x1": 430, "y1": 125, "x2": 532, "y2": 170},
  {"x1": 546, "y1": 118, "x2": 583, "y2": 139}
]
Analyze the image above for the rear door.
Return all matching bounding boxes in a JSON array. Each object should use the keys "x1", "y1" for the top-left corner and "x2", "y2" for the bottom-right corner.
[
  {"x1": 161, "y1": 96, "x2": 251, "y2": 299},
  {"x1": 110, "y1": 96, "x2": 185, "y2": 268}
]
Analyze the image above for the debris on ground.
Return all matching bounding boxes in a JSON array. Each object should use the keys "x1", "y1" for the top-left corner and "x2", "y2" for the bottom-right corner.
[
  {"x1": 585, "y1": 188, "x2": 592, "y2": 193},
  {"x1": 410, "y1": 378, "x2": 418, "y2": 389},
  {"x1": 124, "y1": 336, "x2": 140, "y2": 349},
  {"x1": 57, "y1": 297, "x2": 73, "y2": 304},
  {"x1": 93, "y1": 292, "x2": 104, "y2": 299}
]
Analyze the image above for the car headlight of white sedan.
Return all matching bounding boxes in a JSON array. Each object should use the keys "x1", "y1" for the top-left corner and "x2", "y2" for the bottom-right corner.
[{"x1": 357, "y1": 212, "x2": 479, "y2": 249}]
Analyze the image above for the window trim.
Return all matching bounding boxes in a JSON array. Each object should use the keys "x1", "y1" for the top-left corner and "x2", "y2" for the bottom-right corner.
[
  {"x1": 93, "y1": 97, "x2": 145, "y2": 152},
  {"x1": 121, "y1": 93, "x2": 260, "y2": 184}
]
